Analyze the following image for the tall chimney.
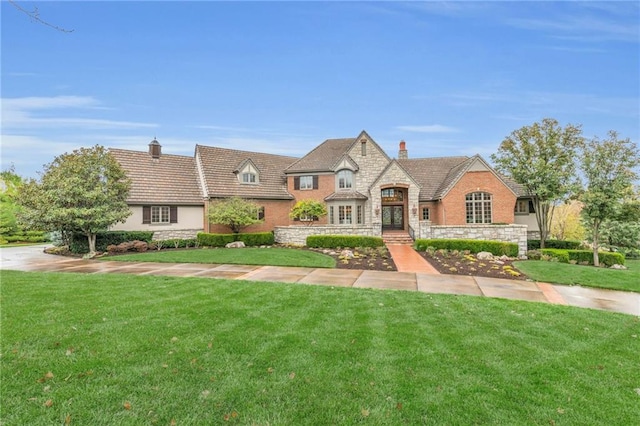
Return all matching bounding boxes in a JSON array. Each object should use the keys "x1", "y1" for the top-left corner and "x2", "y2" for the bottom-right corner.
[
  {"x1": 398, "y1": 140, "x2": 408, "y2": 159},
  {"x1": 149, "y1": 138, "x2": 161, "y2": 159}
]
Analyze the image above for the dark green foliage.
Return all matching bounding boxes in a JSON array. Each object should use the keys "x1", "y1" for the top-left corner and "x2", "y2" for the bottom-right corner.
[
  {"x1": 306, "y1": 235, "x2": 384, "y2": 248},
  {"x1": 3, "y1": 231, "x2": 49, "y2": 243},
  {"x1": 541, "y1": 248, "x2": 625, "y2": 266},
  {"x1": 70, "y1": 231, "x2": 153, "y2": 253},
  {"x1": 196, "y1": 232, "x2": 274, "y2": 247},
  {"x1": 528, "y1": 239, "x2": 583, "y2": 250},
  {"x1": 415, "y1": 239, "x2": 518, "y2": 257}
]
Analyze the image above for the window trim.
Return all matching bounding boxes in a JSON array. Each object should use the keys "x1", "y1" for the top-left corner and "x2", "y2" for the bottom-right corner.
[
  {"x1": 465, "y1": 192, "x2": 492, "y2": 224},
  {"x1": 337, "y1": 169, "x2": 353, "y2": 190},
  {"x1": 143, "y1": 205, "x2": 177, "y2": 225},
  {"x1": 421, "y1": 207, "x2": 430, "y2": 221}
]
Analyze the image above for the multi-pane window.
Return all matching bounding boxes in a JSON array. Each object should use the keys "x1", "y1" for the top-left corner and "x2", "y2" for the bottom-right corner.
[
  {"x1": 242, "y1": 172, "x2": 256, "y2": 183},
  {"x1": 329, "y1": 206, "x2": 334, "y2": 224},
  {"x1": 337, "y1": 170, "x2": 353, "y2": 189},
  {"x1": 422, "y1": 207, "x2": 430, "y2": 221},
  {"x1": 338, "y1": 205, "x2": 352, "y2": 224},
  {"x1": 151, "y1": 206, "x2": 170, "y2": 224},
  {"x1": 515, "y1": 200, "x2": 529, "y2": 214},
  {"x1": 299, "y1": 176, "x2": 313, "y2": 190},
  {"x1": 357, "y1": 205, "x2": 363, "y2": 224},
  {"x1": 466, "y1": 192, "x2": 492, "y2": 223}
]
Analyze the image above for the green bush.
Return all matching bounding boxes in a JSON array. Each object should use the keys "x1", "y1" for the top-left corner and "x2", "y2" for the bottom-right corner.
[
  {"x1": 541, "y1": 249, "x2": 570, "y2": 263},
  {"x1": 306, "y1": 235, "x2": 384, "y2": 249},
  {"x1": 4, "y1": 234, "x2": 49, "y2": 243},
  {"x1": 527, "y1": 239, "x2": 583, "y2": 250},
  {"x1": 414, "y1": 239, "x2": 518, "y2": 257},
  {"x1": 540, "y1": 249, "x2": 625, "y2": 266},
  {"x1": 196, "y1": 232, "x2": 274, "y2": 247},
  {"x1": 160, "y1": 238, "x2": 198, "y2": 249},
  {"x1": 70, "y1": 231, "x2": 154, "y2": 254}
]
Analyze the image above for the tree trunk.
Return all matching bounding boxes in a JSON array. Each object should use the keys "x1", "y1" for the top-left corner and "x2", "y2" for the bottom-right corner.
[
  {"x1": 592, "y1": 222, "x2": 600, "y2": 267},
  {"x1": 87, "y1": 232, "x2": 97, "y2": 254}
]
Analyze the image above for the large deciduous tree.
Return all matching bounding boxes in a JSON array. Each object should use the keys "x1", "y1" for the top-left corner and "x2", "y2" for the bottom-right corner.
[
  {"x1": 491, "y1": 118, "x2": 583, "y2": 248},
  {"x1": 207, "y1": 197, "x2": 263, "y2": 233},
  {"x1": 580, "y1": 132, "x2": 639, "y2": 267},
  {"x1": 16, "y1": 145, "x2": 131, "y2": 254}
]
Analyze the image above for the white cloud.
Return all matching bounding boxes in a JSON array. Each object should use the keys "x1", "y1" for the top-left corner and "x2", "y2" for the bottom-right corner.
[
  {"x1": 396, "y1": 125, "x2": 460, "y2": 133},
  {"x1": 1, "y1": 96, "x2": 157, "y2": 130}
]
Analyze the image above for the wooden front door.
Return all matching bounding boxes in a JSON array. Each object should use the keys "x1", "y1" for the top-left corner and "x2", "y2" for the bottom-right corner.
[{"x1": 382, "y1": 205, "x2": 404, "y2": 230}]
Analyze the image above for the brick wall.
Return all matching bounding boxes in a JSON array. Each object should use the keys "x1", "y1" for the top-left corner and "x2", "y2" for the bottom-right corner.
[
  {"x1": 287, "y1": 174, "x2": 334, "y2": 225},
  {"x1": 206, "y1": 199, "x2": 294, "y2": 233},
  {"x1": 441, "y1": 171, "x2": 516, "y2": 224}
]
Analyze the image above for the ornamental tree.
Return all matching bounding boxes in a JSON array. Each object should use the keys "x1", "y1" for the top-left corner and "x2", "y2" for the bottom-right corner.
[
  {"x1": 491, "y1": 118, "x2": 584, "y2": 248},
  {"x1": 579, "y1": 132, "x2": 639, "y2": 266},
  {"x1": 16, "y1": 145, "x2": 131, "y2": 253},
  {"x1": 289, "y1": 199, "x2": 327, "y2": 226},
  {"x1": 208, "y1": 196, "x2": 262, "y2": 233}
]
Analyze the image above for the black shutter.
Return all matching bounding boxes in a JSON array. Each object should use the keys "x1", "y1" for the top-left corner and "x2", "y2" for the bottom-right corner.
[
  {"x1": 294, "y1": 177, "x2": 300, "y2": 190},
  {"x1": 313, "y1": 175, "x2": 318, "y2": 189},
  {"x1": 528, "y1": 200, "x2": 536, "y2": 214},
  {"x1": 170, "y1": 206, "x2": 178, "y2": 223},
  {"x1": 142, "y1": 206, "x2": 151, "y2": 224}
]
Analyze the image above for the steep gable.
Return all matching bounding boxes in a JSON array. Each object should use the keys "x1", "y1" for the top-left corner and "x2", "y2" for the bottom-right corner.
[
  {"x1": 110, "y1": 148, "x2": 204, "y2": 205},
  {"x1": 398, "y1": 156, "x2": 469, "y2": 200},
  {"x1": 285, "y1": 138, "x2": 356, "y2": 173},
  {"x1": 196, "y1": 145, "x2": 297, "y2": 200}
]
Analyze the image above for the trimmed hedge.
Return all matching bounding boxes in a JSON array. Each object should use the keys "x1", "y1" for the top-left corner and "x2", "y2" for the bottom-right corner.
[
  {"x1": 196, "y1": 232, "x2": 274, "y2": 247},
  {"x1": 528, "y1": 239, "x2": 583, "y2": 250},
  {"x1": 541, "y1": 248, "x2": 625, "y2": 266},
  {"x1": 415, "y1": 239, "x2": 519, "y2": 257},
  {"x1": 1, "y1": 230, "x2": 49, "y2": 244},
  {"x1": 70, "y1": 231, "x2": 154, "y2": 254},
  {"x1": 306, "y1": 235, "x2": 384, "y2": 249}
]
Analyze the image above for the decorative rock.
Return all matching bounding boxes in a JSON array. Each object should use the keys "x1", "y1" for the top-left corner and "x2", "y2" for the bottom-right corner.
[
  {"x1": 609, "y1": 264, "x2": 627, "y2": 270},
  {"x1": 340, "y1": 249, "x2": 355, "y2": 259},
  {"x1": 476, "y1": 251, "x2": 494, "y2": 260},
  {"x1": 225, "y1": 241, "x2": 246, "y2": 248}
]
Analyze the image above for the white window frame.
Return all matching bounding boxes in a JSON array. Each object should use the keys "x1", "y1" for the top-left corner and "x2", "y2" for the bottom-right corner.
[
  {"x1": 151, "y1": 206, "x2": 170, "y2": 224},
  {"x1": 466, "y1": 192, "x2": 492, "y2": 224},
  {"x1": 337, "y1": 170, "x2": 353, "y2": 190},
  {"x1": 515, "y1": 200, "x2": 529, "y2": 215},
  {"x1": 299, "y1": 175, "x2": 313, "y2": 190}
]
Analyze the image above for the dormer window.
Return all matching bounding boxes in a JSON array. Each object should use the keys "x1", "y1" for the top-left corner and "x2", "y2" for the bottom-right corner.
[
  {"x1": 236, "y1": 160, "x2": 259, "y2": 185},
  {"x1": 337, "y1": 170, "x2": 353, "y2": 189},
  {"x1": 242, "y1": 172, "x2": 256, "y2": 183}
]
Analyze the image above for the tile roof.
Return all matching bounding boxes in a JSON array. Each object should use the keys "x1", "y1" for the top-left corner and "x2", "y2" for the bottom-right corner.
[
  {"x1": 110, "y1": 148, "x2": 204, "y2": 205},
  {"x1": 397, "y1": 156, "x2": 470, "y2": 200},
  {"x1": 196, "y1": 145, "x2": 298, "y2": 200},
  {"x1": 285, "y1": 138, "x2": 357, "y2": 173},
  {"x1": 324, "y1": 190, "x2": 368, "y2": 201}
]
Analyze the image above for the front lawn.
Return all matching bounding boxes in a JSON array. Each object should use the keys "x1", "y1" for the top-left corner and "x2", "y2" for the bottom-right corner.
[
  {"x1": 106, "y1": 247, "x2": 336, "y2": 268},
  {"x1": 2, "y1": 271, "x2": 638, "y2": 425},
  {"x1": 515, "y1": 259, "x2": 640, "y2": 293}
]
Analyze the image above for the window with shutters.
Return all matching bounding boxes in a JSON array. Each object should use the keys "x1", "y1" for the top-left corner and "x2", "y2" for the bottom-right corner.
[
  {"x1": 294, "y1": 175, "x2": 318, "y2": 190},
  {"x1": 143, "y1": 206, "x2": 178, "y2": 225},
  {"x1": 299, "y1": 176, "x2": 313, "y2": 190}
]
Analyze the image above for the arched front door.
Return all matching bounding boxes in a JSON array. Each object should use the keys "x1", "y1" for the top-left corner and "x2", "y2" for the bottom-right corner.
[{"x1": 381, "y1": 188, "x2": 405, "y2": 231}]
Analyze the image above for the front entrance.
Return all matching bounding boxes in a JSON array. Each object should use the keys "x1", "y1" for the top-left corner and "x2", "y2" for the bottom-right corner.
[{"x1": 382, "y1": 205, "x2": 404, "y2": 230}]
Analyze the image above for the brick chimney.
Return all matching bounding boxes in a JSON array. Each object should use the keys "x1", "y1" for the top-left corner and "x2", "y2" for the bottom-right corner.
[
  {"x1": 398, "y1": 140, "x2": 408, "y2": 159},
  {"x1": 148, "y1": 138, "x2": 161, "y2": 159}
]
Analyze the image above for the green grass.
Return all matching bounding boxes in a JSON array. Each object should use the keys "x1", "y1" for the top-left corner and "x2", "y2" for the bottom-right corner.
[
  {"x1": 2, "y1": 271, "x2": 639, "y2": 425},
  {"x1": 107, "y1": 247, "x2": 336, "y2": 268},
  {"x1": 515, "y1": 259, "x2": 640, "y2": 293}
]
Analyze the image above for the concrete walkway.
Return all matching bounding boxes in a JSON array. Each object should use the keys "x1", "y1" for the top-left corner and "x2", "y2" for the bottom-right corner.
[{"x1": 1, "y1": 245, "x2": 638, "y2": 316}]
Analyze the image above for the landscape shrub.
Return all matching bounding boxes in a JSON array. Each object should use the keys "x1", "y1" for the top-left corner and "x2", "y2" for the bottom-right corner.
[
  {"x1": 196, "y1": 232, "x2": 274, "y2": 247},
  {"x1": 70, "y1": 231, "x2": 153, "y2": 254},
  {"x1": 2, "y1": 230, "x2": 50, "y2": 244},
  {"x1": 161, "y1": 238, "x2": 198, "y2": 249},
  {"x1": 527, "y1": 239, "x2": 583, "y2": 250},
  {"x1": 306, "y1": 235, "x2": 384, "y2": 249},
  {"x1": 415, "y1": 239, "x2": 518, "y2": 257},
  {"x1": 540, "y1": 249, "x2": 625, "y2": 266}
]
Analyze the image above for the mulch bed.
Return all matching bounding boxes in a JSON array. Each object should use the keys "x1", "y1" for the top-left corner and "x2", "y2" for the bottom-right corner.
[
  {"x1": 308, "y1": 247, "x2": 398, "y2": 271},
  {"x1": 418, "y1": 250, "x2": 528, "y2": 280}
]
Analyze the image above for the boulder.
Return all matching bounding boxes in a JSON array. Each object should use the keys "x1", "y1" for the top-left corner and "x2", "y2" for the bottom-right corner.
[
  {"x1": 609, "y1": 264, "x2": 627, "y2": 270},
  {"x1": 340, "y1": 249, "x2": 355, "y2": 259},
  {"x1": 225, "y1": 241, "x2": 246, "y2": 248},
  {"x1": 476, "y1": 251, "x2": 494, "y2": 260}
]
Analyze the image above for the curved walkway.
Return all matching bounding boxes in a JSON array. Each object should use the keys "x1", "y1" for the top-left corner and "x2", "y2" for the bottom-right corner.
[{"x1": 1, "y1": 245, "x2": 638, "y2": 316}]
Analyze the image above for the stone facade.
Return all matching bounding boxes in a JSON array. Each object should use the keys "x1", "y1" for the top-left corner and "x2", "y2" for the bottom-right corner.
[
  {"x1": 418, "y1": 222, "x2": 528, "y2": 256},
  {"x1": 152, "y1": 229, "x2": 202, "y2": 240},
  {"x1": 274, "y1": 225, "x2": 378, "y2": 246}
]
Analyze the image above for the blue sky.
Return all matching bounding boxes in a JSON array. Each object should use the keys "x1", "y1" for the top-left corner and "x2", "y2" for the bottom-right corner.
[{"x1": 2, "y1": 1, "x2": 638, "y2": 178}]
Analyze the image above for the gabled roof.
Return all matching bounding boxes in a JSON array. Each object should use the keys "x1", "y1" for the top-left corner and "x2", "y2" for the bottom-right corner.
[
  {"x1": 398, "y1": 156, "x2": 470, "y2": 200},
  {"x1": 324, "y1": 190, "x2": 368, "y2": 201},
  {"x1": 110, "y1": 148, "x2": 204, "y2": 205},
  {"x1": 196, "y1": 145, "x2": 297, "y2": 200},
  {"x1": 285, "y1": 138, "x2": 357, "y2": 173}
]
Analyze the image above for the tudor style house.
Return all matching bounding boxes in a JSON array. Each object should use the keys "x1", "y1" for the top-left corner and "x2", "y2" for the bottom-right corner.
[{"x1": 109, "y1": 131, "x2": 537, "y2": 253}]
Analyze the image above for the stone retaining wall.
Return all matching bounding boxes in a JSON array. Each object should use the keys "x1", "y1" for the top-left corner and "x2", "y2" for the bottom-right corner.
[
  {"x1": 152, "y1": 229, "x2": 202, "y2": 241},
  {"x1": 274, "y1": 225, "x2": 379, "y2": 246},
  {"x1": 418, "y1": 223, "x2": 528, "y2": 256}
]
